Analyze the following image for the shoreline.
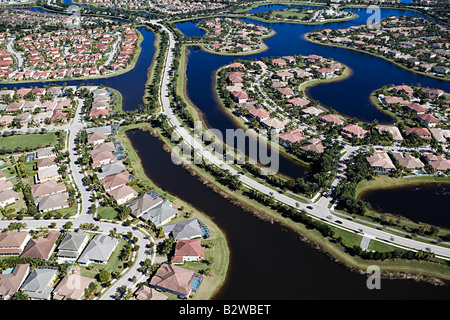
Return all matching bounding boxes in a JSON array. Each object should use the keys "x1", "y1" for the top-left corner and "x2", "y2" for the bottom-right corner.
[
  {"x1": 0, "y1": 27, "x2": 145, "y2": 86},
  {"x1": 304, "y1": 34, "x2": 450, "y2": 82},
  {"x1": 144, "y1": 124, "x2": 450, "y2": 285},
  {"x1": 117, "y1": 123, "x2": 231, "y2": 300}
]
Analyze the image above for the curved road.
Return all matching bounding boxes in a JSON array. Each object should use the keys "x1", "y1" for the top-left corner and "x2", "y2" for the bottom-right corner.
[{"x1": 150, "y1": 20, "x2": 450, "y2": 261}]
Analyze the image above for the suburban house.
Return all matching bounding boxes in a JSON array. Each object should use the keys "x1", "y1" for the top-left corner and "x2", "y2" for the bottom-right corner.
[
  {"x1": 0, "y1": 264, "x2": 30, "y2": 300},
  {"x1": 0, "y1": 190, "x2": 19, "y2": 208},
  {"x1": 417, "y1": 113, "x2": 440, "y2": 127},
  {"x1": 127, "y1": 190, "x2": 164, "y2": 218},
  {"x1": 53, "y1": 274, "x2": 95, "y2": 300},
  {"x1": 162, "y1": 219, "x2": 204, "y2": 240},
  {"x1": 36, "y1": 166, "x2": 61, "y2": 183},
  {"x1": 150, "y1": 264, "x2": 199, "y2": 298},
  {"x1": 140, "y1": 200, "x2": 178, "y2": 227},
  {"x1": 20, "y1": 266, "x2": 59, "y2": 300},
  {"x1": 108, "y1": 184, "x2": 138, "y2": 205},
  {"x1": 77, "y1": 235, "x2": 119, "y2": 266},
  {"x1": 406, "y1": 127, "x2": 432, "y2": 140},
  {"x1": 377, "y1": 125, "x2": 404, "y2": 144},
  {"x1": 31, "y1": 180, "x2": 66, "y2": 200},
  {"x1": 20, "y1": 232, "x2": 60, "y2": 260},
  {"x1": 391, "y1": 152, "x2": 424, "y2": 173},
  {"x1": 132, "y1": 285, "x2": 168, "y2": 300},
  {"x1": 341, "y1": 123, "x2": 368, "y2": 139},
  {"x1": 170, "y1": 239, "x2": 205, "y2": 264},
  {"x1": 278, "y1": 129, "x2": 304, "y2": 147},
  {"x1": 261, "y1": 117, "x2": 287, "y2": 133},
  {"x1": 56, "y1": 231, "x2": 90, "y2": 262},
  {"x1": 366, "y1": 152, "x2": 396, "y2": 174},
  {"x1": 36, "y1": 192, "x2": 69, "y2": 213},
  {"x1": 0, "y1": 231, "x2": 31, "y2": 256}
]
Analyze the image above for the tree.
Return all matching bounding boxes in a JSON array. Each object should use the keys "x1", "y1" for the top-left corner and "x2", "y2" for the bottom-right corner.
[{"x1": 97, "y1": 269, "x2": 111, "y2": 284}]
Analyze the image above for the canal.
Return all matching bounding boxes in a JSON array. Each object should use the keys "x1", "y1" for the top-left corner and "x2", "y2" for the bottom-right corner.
[
  {"x1": 127, "y1": 129, "x2": 450, "y2": 299},
  {"x1": 360, "y1": 183, "x2": 450, "y2": 229}
]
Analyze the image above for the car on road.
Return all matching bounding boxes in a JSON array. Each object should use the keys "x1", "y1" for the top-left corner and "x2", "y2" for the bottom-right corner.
[
  {"x1": 306, "y1": 206, "x2": 313, "y2": 210},
  {"x1": 335, "y1": 220, "x2": 342, "y2": 224}
]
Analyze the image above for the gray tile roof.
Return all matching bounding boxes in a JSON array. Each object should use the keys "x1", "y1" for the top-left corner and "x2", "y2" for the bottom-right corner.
[
  {"x1": 140, "y1": 200, "x2": 177, "y2": 227},
  {"x1": 162, "y1": 219, "x2": 203, "y2": 240}
]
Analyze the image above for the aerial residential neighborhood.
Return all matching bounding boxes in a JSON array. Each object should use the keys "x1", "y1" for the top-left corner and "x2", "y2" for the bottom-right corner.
[{"x1": 0, "y1": 0, "x2": 449, "y2": 307}]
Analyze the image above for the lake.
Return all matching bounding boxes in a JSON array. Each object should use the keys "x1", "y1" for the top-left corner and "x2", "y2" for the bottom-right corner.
[
  {"x1": 127, "y1": 128, "x2": 450, "y2": 299},
  {"x1": 360, "y1": 182, "x2": 450, "y2": 229}
]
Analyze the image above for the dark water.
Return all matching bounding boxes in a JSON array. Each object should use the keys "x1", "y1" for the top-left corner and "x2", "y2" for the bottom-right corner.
[
  {"x1": 175, "y1": 8, "x2": 449, "y2": 178},
  {"x1": 1, "y1": 27, "x2": 155, "y2": 112},
  {"x1": 127, "y1": 129, "x2": 450, "y2": 299},
  {"x1": 177, "y1": 9, "x2": 449, "y2": 126},
  {"x1": 360, "y1": 183, "x2": 450, "y2": 229}
]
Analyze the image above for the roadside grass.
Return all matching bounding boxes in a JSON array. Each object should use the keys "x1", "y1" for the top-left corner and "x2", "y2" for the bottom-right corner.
[{"x1": 150, "y1": 124, "x2": 450, "y2": 281}]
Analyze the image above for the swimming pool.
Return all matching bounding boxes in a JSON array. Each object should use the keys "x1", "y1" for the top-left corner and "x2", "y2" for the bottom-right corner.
[{"x1": 2, "y1": 267, "x2": 14, "y2": 274}]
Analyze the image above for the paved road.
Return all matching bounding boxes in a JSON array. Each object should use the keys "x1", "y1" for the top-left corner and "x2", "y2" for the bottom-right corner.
[{"x1": 148, "y1": 19, "x2": 450, "y2": 261}]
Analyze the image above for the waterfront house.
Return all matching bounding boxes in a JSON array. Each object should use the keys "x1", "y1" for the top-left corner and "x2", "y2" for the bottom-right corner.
[
  {"x1": 320, "y1": 114, "x2": 344, "y2": 126},
  {"x1": 171, "y1": 239, "x2": 205, "y2": 264},
  {"x1": 366, "y1": 152, "x2": 396, "y2": 174},
  {"x1": 341, "y1": 124, "x2": 368, "y2": 139},
  {"x1": 140, "y1": 200, "x2": 178, "y2": 227},
  {"x1": 127, "y1": 190, "x2": 164, "y2": 218},
  {"x1": 162, "y1": 219, "x2": 204, "y2": 241},
  {"x1": 99, "y1": 171, "x2": 131, "y2": 192},
  {"x1": 391, "y1": 152, "x2": 424, "y2": 173},
  {"x1": 300, "y1": 138, "x2": 325, "y2": 154},
  {"x1": 278, "y1": 129, "x2": 305, "y2": 147},
  {"x1": 249, "y1": 108, "x2": 270, "y2": 122},
  {"x1": 149, "y1": 264, "x2": 197, "y2": 298},
  {"x1": 417, "y1": 113, "x2": 440, "y2": 127}
]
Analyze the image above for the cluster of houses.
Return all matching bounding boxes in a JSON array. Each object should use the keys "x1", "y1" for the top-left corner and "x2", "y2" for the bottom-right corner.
[
  {"x1": 0, "y1": 87, "x2": 73, "y2": 127},
  {"x1": 74, "y1": 0, "x2": 227, "y2": 14},
  {"x1": 87, "y1": 87, "x2": 114, "y2": 118},
  {"x1": 0, "y1": 34, "x2": 13, "y2": 72},
  {"x1": 366, "y1": 150, "x2": 450, "y2": 175},
  {"x1": 200, "y1": 17, "x2": 272, "y2": 54},
  {"x1": 310, "y1": 16, "x2": 450, "y2": 78},
  {"x1": 31, "y1": 146, "x2": 71, "y2": 213},
  {"x1": 0, "y1": 9, "x2": 69, "y2": 27},
  {"x1": 0, "y1": 25, "x2": 138, "y2": 81},
  {"x1": 0, "y1": 229, "x2": 119, "y2": 300},
  {"x1": 149, "y1": 0, "x2": 227, "y2": 14},
  {"x1": 221, "y1": 55, "x2": 344, "y2": 142},
  {"x1": 378, "y1": 84, "x2": 448, "y2": 128}
]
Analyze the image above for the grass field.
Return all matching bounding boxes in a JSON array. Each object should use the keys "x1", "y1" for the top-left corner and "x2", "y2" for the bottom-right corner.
[{"x1": 0, "y1": 132, "x2": 58, "y2": 152}]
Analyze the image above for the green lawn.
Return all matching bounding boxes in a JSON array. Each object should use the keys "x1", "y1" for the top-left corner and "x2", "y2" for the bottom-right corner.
[{"x1": 0, "y1": 132, "x2": 58, "y2": 153}]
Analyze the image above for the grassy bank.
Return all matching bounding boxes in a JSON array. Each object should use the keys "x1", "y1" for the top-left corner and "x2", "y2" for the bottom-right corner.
[
  {"x1": 115, "y1": 123, "x2": 230, "y2": 300},
  {"x1": 150, "y1": 122, "x2": 450, "y2": 282},
  {"x1": 304, "y1": 35, "x2": 450, "y2": 82}
]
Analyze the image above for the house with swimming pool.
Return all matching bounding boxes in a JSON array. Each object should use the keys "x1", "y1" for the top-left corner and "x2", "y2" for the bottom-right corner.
[{"x1": 149, "y1": 263, "x2": 203, "y2": 298}]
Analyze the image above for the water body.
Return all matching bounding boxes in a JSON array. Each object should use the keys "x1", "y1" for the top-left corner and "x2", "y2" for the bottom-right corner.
[
  {"x1": 360, "y1": 183, "x2": 450, "y2": 229},
  {"x1": 127, "y1": 129, "x2": 450, "y2": 299},
  {"x1": 2, "y1": 20, "x2": 155, "y2": 111},
  {"x1": 177, "y1": 8, "x2": 449, "y2": 126}
]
